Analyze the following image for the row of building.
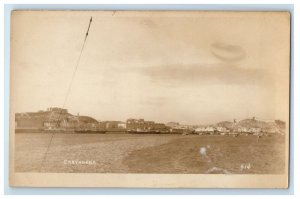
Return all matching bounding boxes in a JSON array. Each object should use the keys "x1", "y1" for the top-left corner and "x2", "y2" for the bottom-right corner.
[
  {"x1": 194, "y1": 126, "x2": 283, "y2": 135},
  {"x1": 15, "y1": 107, "x2": 285, "y2": 135},
  {"x1": 15, "y1": 107, "x2": 169, "y2": 132}
]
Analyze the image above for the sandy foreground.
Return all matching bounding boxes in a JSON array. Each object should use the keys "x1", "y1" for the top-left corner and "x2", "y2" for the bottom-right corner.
[
  {"x1": 14, "y1": 133, "x2": 285, "y2": 174},
  {"x1": 15, "y1": 133, "x2": 182, "y2": 173}
]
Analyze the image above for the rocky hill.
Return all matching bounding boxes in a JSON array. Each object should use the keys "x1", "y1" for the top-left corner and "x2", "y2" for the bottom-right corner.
[
  {"x1": 15, "y1": 110, "x2": 72, "y2": 121},
  {"x1": 215, "y1": 118, "x2": 285, "y2": 133}
]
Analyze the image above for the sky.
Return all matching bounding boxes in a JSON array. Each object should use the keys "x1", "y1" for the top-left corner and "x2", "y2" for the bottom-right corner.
[{"x1": 11, "y1": 11, "x2": 290, "y2": 124}]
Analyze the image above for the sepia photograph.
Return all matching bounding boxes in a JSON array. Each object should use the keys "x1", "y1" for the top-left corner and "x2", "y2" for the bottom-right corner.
[{"x1": 9, "y1": 10, "x2": 290, "y2": 188}]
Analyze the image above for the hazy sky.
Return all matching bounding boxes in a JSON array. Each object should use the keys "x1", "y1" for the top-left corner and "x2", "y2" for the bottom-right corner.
[{"x1": 11, "y1": 11, "x2": 290, "y2": 124}]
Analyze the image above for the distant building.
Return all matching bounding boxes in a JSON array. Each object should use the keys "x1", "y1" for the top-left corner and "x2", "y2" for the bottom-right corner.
[
  {"x1": 170, "y1": 126, "x2": 186, "y2": 133},
  {"x1": 98, "y1": 121, "x2": 127, "y2": 130},
  {"x1": 117, "y1": 122, "x2": 127, "y2": 129},
  {"x1": 195, "y1": 126, "x2": 215, "y2": 134},
  {"x1": 195, "y1": 127, "x2": 206, "y2": 133},
  {"x1": 237, "y1": 127, "x2": 248, "y2": 133},
  {"x1": 216, "y1": 127, "x2": 228, "y2": 132},
  {"x1": 153, "y1": 123, "x2": 167, "y2": 130},
  {"x1": 170, "y1": 125, "x2": 193, "y2": 134},
  {"x1": 126, "y1": 118, "x2": 167, "y2": 131},
  {"x1": 144, "y1": 121, "x2": 155, "y2": 130},
  {"x1": 262, "y1": 126, "x2": 282, "y2": 134},
  {"x1": 105, "y1": 121, "x2": 119, "y2": 129},
  {"x1": 43, "y1": 120, "x2": 59, "y2": 129},
  {"x1": 249, "y1": 127, "x2": 262, "y2": 134},
  {"x1": 126, "y1": 119, "x2": 145, "y2": 130},
  {"x1": 98, "y1": 121, "x2": 107, "y2": 129},
  {"x1": 47, "y1": 107, "x2": 68, "y2": 114}
]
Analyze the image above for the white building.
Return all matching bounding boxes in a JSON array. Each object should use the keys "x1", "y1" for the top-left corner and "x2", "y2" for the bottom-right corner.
[
  {"x1": 216, "y1": 127, "x2": 228, "y2": 133},
  {"x1": 117, "y1": 122, "x2": 127, "y2": 129},
  {"x1": 195, "y1": 126, "x2": 215, "y2": 133}
]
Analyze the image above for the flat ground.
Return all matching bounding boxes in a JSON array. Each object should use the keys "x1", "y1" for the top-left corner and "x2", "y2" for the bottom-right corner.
[{"x1": 14, "y1": 132, "x2": 285, "y2": 174}]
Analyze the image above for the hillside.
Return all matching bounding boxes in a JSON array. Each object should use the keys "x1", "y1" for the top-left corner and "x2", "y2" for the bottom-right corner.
[
  {"x1": 216, "y1": 121, "x2": 234, "y2": 129},
  {"x1": 16, "y1": 110, "x2": 72, "y2": 121},
  {"x1": 215, "y1": 118, "x2": 285, "y2": 133}
]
